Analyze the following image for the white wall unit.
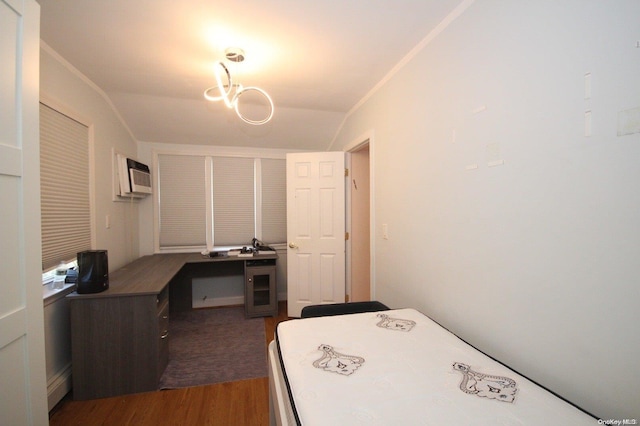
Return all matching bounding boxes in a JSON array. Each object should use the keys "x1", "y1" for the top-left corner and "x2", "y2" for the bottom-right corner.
[{"x1": 112, "y1": 150, "x2": 151, "y2": 201}]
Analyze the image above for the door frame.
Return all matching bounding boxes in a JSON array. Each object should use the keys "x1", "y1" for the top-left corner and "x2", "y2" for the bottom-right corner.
[{"x1": 344, "y1": 129, "x2": 375, "y2": 302}]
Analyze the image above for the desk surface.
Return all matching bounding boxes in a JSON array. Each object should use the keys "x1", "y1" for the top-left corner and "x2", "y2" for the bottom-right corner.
[{"x1": 67, "y1": 252, "x2": 278, "y2": 299}]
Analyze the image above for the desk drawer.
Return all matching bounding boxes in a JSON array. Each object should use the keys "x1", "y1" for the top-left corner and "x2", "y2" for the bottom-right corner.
[
  {"x1": 158, "y1": 301, "x2": 170, "y2": 378},
  {"x1": 157, "y1": 285, "x2": 169, "y2": 312}
]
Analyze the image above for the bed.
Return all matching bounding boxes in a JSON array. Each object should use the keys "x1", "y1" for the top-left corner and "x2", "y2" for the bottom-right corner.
[{"x1": 268, "y1": 307, "x2": 594, "y2": 425}]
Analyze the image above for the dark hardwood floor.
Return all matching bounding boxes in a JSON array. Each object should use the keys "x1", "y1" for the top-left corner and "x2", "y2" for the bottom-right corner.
[{"x1": 49, "y1": 302, "x2": 291, "y2": 426}]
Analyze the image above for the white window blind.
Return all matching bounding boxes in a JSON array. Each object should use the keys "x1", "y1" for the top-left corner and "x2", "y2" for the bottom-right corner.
[
  {"x1": 156, "y1": 153, "x2": 285, "y2": 251},
  {"x1": 40, "y1": 103, "x2": 91, "y2": 270},
  {"x1": 212, "y1": 157, "x2": 255, "y2": 246},
  {"x1": 158, "y1": 154, "x2": 207, "y2": 248},
  {"x1": 261, "y1": 158, "x2": 286, "y2": 244}
]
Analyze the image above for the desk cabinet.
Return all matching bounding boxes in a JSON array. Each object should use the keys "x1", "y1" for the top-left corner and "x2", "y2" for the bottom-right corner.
[
  {"x1": 69, "y1": 285, "x2": 170, "y2": 400},
  {"x1": 245, "y1": 259, "x2": 277, "y2": 317},
  {"x1": 68, "y1": 253, "x2": 277, "y2": 400},
  {"x1": 157, "y1": 289, "x2": 170, "y2": 378}
]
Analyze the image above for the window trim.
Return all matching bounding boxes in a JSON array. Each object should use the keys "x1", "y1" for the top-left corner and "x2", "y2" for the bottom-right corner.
[
  {"x1": 151, "y1": 146, "x2": 290, "y2": 254},
  {"x1": 39, "y1": 95, "x2": 95, "y2": 287}
]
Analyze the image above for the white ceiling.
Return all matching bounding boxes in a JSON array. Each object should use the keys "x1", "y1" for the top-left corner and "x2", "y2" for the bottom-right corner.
[{"x1": 37, "y1": 0, "x2": 462, "y2": 150}]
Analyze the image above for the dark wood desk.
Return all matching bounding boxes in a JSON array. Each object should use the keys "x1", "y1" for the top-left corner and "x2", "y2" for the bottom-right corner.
[{"x1": 67, "y1": 252, "x2": 277, "y2": 400}]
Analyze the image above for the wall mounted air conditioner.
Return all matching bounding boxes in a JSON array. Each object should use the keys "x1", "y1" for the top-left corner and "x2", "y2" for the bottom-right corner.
[{"x1": 117, "y1": 154, "x2": 152, "y2": 198}]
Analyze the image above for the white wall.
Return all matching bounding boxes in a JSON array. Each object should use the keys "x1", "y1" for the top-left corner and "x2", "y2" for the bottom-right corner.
[
  {"x1": 40, "y1": 44, "x2": 140, "y2": 409},
  {"x1": 40, "y1": 44, "x2": 140, "y2": 271},
  {"x1": 332, "y1": 0, "x2": 639, "y2": 420}
]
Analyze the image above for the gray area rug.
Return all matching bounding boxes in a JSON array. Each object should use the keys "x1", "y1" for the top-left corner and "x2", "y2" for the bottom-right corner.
[{"x1": 159, "y1": 306, "x2": 267, "y2": 389}]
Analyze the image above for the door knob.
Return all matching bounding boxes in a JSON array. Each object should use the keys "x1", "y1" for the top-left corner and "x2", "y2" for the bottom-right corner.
[{"x1": 288, "y1": 242, "x2": 298, "y2": 249}]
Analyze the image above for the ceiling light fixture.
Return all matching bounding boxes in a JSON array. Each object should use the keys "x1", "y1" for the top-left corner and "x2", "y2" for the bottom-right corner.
[{"x1": 203, "y1": 48, "x2": 274, "y2": 125}]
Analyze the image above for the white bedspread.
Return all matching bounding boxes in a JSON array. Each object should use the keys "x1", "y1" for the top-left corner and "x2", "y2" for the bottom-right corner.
[{"x1": 275, "y1": 308, "x2": 593, "y2": 425}]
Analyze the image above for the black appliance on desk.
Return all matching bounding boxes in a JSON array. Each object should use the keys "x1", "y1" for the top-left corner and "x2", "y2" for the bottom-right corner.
[
  {"x1": 76, "y1": 250, "x2": 109, "y2": 294},
  {"x1": 251, "y1": 237, "x2": 275, "y2": 252}
]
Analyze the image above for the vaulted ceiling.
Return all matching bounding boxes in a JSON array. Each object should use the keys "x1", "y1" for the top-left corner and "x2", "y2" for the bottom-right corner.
[{"x1": 37, "y1": 0, "x2": 462, "y2": 150}]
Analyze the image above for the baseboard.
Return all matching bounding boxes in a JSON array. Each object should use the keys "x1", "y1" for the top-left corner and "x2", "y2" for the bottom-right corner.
[{"x1": 47, "y1": 363, "x2": 72, "y2": 411}]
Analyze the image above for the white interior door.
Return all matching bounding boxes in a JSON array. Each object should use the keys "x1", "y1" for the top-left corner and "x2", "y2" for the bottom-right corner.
[
  {"x1": 0, "y1": 0, "x2": 48, "y2": 423},
  {"x1": 286, "y1": 152, "x2": 346, "y2": 317}
]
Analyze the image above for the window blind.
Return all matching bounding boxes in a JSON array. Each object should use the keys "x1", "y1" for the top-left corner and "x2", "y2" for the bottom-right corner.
[
  {"x1": 155, "y1": 153, "x2": 286, "y2": 251},
  {"x1": 158, "y1": 154, "x2": 207, "y2": 248},
  {"x1": 40, "y1": 103, "x2": 91, "y2": 270},
  {"x1": 212, "y1": 157, "x2": 255, "y2": 246},
  {"x1": 261, "y1": 158, "x2": 286, "y2": 243}
]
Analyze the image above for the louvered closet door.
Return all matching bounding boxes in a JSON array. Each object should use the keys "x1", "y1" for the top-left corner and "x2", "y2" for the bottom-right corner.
[{"x1": 0, "y1": 0, "x2": 48, "y2": 423}]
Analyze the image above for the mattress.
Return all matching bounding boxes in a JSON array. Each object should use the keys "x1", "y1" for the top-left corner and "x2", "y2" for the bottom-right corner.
[{"x1": 269, "y1": 308, "x2": 594, "y2": 425}]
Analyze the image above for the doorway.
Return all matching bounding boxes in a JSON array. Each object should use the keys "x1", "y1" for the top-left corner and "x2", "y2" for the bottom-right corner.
[{"x1": 348, "y1": 141, "x2": 371, "y2": 302}]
